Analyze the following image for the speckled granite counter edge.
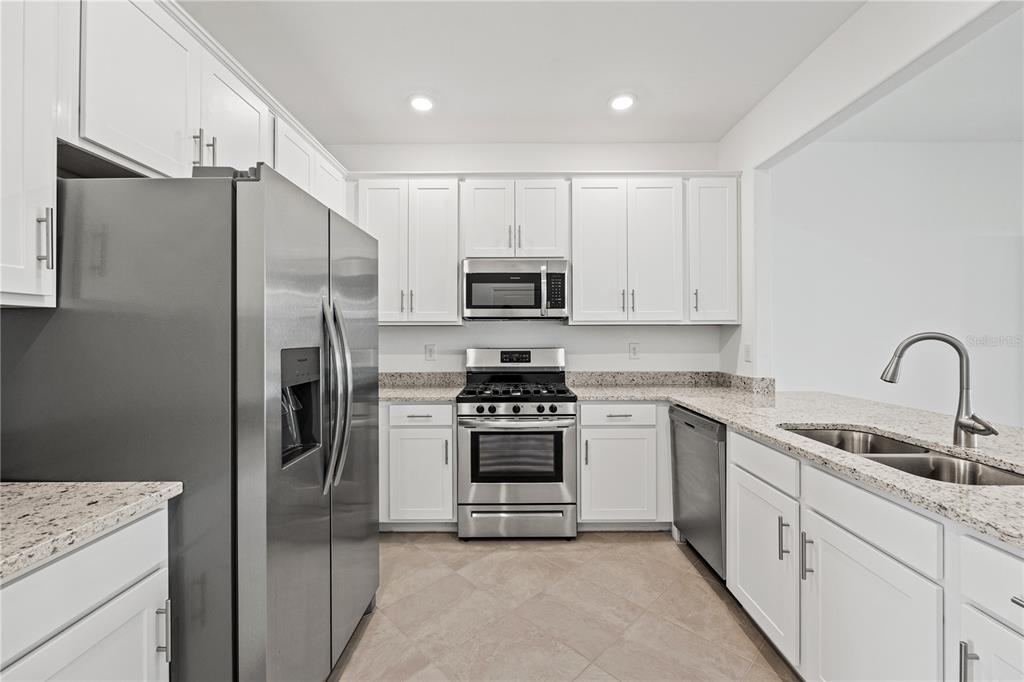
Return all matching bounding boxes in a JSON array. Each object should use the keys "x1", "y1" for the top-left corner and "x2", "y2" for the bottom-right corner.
[{"x1": 1, "y1": 481, "x2": 183, "y2": 584}]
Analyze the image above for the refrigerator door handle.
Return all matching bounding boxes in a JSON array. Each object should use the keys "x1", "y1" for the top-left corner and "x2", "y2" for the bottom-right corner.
[
  {"x1": 322, "y1": 298, "x2": 345, "y2": 495},
  {"x1": 331, "y1": 300, "x2": 355, "y2": 486}
]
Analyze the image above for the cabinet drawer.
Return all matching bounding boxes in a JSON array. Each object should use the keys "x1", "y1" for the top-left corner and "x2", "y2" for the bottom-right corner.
[
  {"x1": 803, "y1": 465, "x2": 942, "y2": 580},
  {"x1": 0, "y1": 508, "x2": 168, "y2": 667},
  {"x1": 728, "y1": 432, "x2": 800, "y2": 498},
  {"x1": 389, "y1": 404, "x2": 453, "y2": 427},
  {"x1": 961, "y1": 536, "x2": 1024, "y2": 633},
  {"x1": 580, "y1": 403, "x2": 657, "y2": 426}
]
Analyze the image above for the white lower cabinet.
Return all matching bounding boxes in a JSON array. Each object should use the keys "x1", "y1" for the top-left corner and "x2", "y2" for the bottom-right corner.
[
  {"x1": 800, "y1": 508, "x2": 943, "y2": 681},
  {"x1": 960, "y1": 604, "x2": 1024, "y2": 682},
  {"x1": 727, "y1": 464, "x2": 800, "y2": 666},
  {"x1": 388, "y1": 412, "x2": 454, "y2": 521},
  {"x1": 579, "y1": 426, "x2": 657, "y2": 521},
  {"x1": 2, "y1": 568, "x2": 169, "y2": 681}
]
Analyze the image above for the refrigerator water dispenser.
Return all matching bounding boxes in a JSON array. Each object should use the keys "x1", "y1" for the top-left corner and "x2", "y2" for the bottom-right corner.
[{"x1": 280, "y1": 347, "x2": 321, "y2": 467}]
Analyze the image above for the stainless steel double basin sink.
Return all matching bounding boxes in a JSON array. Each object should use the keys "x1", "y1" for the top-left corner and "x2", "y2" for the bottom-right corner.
[{"x1": 784, "y1": 427, "x2": 1024, "y2": 486}]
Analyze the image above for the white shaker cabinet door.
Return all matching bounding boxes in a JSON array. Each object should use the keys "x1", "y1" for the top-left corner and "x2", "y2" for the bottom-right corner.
[
  {"x1": 800, "y1": 509, "x2": 942, "y2": 682},
  {"x1": 199, "y1": 53, "x2": 272, "y2": 171},
  {"x1": 571, "y1": 179, "x2": 628, "y2": 322},
  {"x1": 408, "y1": 179, "x2": 459, "y2": 323},
  {"x1": 79, "y1": 0, "x2": 202, "y2": 177},
  {"x1": 626, "y1": 178, "x2": 684, "y2": 322},
  {"x1": 273, "y1": 118, "x2": 316, "y2": 193},
  {"x1": 461, "y1": 180, "x2": 515, "y2": 258},
  {"x1": 313, "y1": 153, "x2": 346, "y2": 216},
  {"x1": 389, "y1": 428, "x2": 453, "y2": 521},
  {"x1": 687, "y1": 177, "x2": 738, "y2": 322},
  {"x1": 514, "y1": 179, "x2": 569, "y2": 258},
  {"x1": 1, "y1": 568, "x2": 170, "y2": 682},
  {"x1": 579, "y1": 427, "x2": 657, "y2": 521},
  {"x1": 1, "y1": 0, "x2": 58, "y2": 307},
  {"x1": 960, "y1": 604, "x2": 1024, "y2": 682},
  {"x1": 727, "y1": 465, "x2": 800, "y2": 666},
  {"x1": 358, "y1": 180, "x2": 408, "y2": 322}
]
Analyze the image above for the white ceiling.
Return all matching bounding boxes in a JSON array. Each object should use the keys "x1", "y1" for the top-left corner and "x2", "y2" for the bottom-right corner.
[
  {"x1": 826, "y1": 10, "x2": 1023, "y2": 142},
  {"x1": 181, "y1": 1, "x2": 862, "y2": 145}
]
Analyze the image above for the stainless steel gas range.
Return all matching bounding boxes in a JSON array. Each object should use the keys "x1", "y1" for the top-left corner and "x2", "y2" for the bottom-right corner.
[{"x1": 456, "y1": 348, "x2": 578, "y2": 539}]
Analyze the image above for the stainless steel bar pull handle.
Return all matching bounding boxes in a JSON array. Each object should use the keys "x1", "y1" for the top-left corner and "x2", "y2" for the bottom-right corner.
[
  {"x1": 400, "y1": 290, "x2": 405, "y2": 312},
  {"x1": 800, "y1": 532, "x2": 814, "y2": 580},
  {"x1": 407, "y1": 414, "x2": 433, "y2": 419},
  {"x1": 206, "y1": 136, "x2": 217, "y2": 166},
  {"x1": 36, "y1": 207, "x2": 54, "y2": 270},
  {"x1": 694, "y1": 288, "x2": 700, "y2": 311},
  {"x1": 584, "y1": 440, "x2": 589, "y2": 465},
  {"x1": 444, "y1": 440, "x2": 449, "y2": 465},
  {"x1": 517, "y1": 225, "x2": 522, "y2": 249},
  {"x1": 193, "y1": 128, "x2": 204, "y2": 165},
  {"x1": 959, "y1": 641, "x2": 979, "y2": 682},
  {"x1": 1012, "y1": 596, "x2": 1024, "y2": 608},
  {"x1": 606, "y1": 413, "x2": 633, "y2": 418},
  {"x1": 621, "y1": 289, "x2": 626, "y2": 312},
  {"x1": 508, "y1": 225, "x2": 512, "y2": 249},
  {"x1": 409, "y1": 289, "x2": 414, "y2": 313},
  {"x1": 630, "y1": 289, "x2": 636, "y2": 312},
  {"x1": 156, "y1": 598, "x2": 172, "y2": 662},
  {"x1": 777, "y1": 517, "x2": 791, "y2": 560}
]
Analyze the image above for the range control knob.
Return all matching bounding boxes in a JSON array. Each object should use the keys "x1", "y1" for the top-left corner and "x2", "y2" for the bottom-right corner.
[
  {"x1": 536, "y1": 405, "x2": 545, "y2": 413},
  {"x1": 549, "y1": 404, "x2": 558, "y2": 413},
  {"x1": 476, "y1": 405, "x2": 485, "y2": 414},
  {"x1": 488, "y1": 405, "x2": 497, "y2": 414},
  {"x1": 512, "y1": 405, "x2": 521, "y2": 414}
]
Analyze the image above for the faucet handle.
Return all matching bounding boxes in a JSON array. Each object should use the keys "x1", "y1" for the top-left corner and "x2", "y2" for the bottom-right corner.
[{"x1": 958, "y1": 414, "x2": 999, "y2": 437}]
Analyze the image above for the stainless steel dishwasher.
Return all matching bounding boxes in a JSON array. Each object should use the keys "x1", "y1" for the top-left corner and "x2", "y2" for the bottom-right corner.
[{"x1": 670, "y1": 406, "x2": 727, "y2": 579}]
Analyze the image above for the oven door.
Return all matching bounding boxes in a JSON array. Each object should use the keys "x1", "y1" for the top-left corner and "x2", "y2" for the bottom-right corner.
[{"x1": 457, "y1": 417, "x2": 577, "y2": 504}]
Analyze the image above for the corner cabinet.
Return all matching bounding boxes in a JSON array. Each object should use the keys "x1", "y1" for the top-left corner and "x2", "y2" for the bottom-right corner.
[
  {"x1": 359, "y1": 179, "x2": 460, "y2": 325},
  {"x1": 571, "y1": 178, "x2": 684, "y2": 323},
  {"x1": 687, "y1": 177, "x2": 739, "y2": 323},
  {"x1": 461, "y1": 179, "x2": 569, "y2": 258},
  {"x1": 1, "y1": 0, "x2": 58, "y2": 308}
]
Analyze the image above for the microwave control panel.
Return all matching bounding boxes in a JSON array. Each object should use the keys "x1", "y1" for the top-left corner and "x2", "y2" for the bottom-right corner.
[{"x1": 546, "y1": 273, "x2": 566, "y2": 309}]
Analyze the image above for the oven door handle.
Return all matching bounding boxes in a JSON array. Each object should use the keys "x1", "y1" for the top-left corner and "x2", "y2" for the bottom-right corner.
[{"x1": 458, "y1": 418, "x2": 577, "y2": 430}]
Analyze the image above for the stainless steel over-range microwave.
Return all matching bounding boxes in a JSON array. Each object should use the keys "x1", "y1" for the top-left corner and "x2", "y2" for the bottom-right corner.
[{"x1": 462, "y1": 258, "x2": 568, "y2": 320}]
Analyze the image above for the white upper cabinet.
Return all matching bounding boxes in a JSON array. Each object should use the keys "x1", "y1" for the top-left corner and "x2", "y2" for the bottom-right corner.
[
  {"x1": 274, "y1": 118, "x2": 316, "y2": 193},
  {"x1": 461, "y1": 180, "x2": 515, "y2": 258},
  {"x1": 199, "y1": 52, "x2": 272, "y2": 170},
  {"x1": 80, "y1": 0, "x2": 202, "y2": 177},
  {"x1": 313, "y1": 152, "x2": 346, "y2": 215},
  {"x1": 626, "y1": 178, "x2": 684, "y2": 321},
  {"x1": 359, "y1": 180, "x2": 408, "y2": 323},
  {"x1": 687, "y1": 177, "x2": 739, "y2": 322},
  {"x1": 407, "y1": 179, "x2": 460, "y2": 323},
  {"x1": 571, "y1": 179, "x2": 629, "y2": 322},
  {"x1": 1, "y1": 0, "x2": 58, "y2": 308},
  {"x1": 514, "y1": 179, "x2": 569, "y2": 258}
]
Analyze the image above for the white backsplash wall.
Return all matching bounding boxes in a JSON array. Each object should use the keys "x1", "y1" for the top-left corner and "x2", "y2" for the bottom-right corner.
[
  {"x1": 771, "y1": 140, "x2": 1023, "y2": 427},
  {"x1": 379, "y1": 324, "x2": 722, "y2": 372}
]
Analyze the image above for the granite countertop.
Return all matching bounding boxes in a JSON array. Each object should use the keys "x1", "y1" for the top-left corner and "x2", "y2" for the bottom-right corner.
[
  {"x1": 0, "y1": 481, "x2": 183, "y2": 584},
  {"x1": 379, "y1": 386, "x2": 464, "y2": 402},
  {"x1": 667, "y1": 389, "x2": 1024, "y2": 549}
]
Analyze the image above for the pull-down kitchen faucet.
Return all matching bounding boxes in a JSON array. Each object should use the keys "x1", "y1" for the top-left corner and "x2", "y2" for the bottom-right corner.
[{"x1": 880, "y1": 332, "x2": 998, "y2": 448}]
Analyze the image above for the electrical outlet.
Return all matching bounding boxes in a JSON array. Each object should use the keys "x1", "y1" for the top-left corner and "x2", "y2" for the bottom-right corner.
[
  {"x1": 743, "y1": 344, "x2": 753, "y2": 363},
  {"x1": 628, "y1": 342, "x2": 639, "y2": 360},
  {"x1": 424, "y1": 344, "x2": 437, "y2": 361}
]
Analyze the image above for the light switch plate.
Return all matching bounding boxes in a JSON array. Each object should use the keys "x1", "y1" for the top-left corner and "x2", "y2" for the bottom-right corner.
[
  {"x1": 628, "y1": 342, "x2": 639, "y2": 360},
  {"x1": 425, "y1": 344, "x2": 437, "y2": 361}
]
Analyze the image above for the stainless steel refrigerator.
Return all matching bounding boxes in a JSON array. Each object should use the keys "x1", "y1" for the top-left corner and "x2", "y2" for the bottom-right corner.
[{"x1": 0, "y1": 164, "x2": 379, "y2": 681}]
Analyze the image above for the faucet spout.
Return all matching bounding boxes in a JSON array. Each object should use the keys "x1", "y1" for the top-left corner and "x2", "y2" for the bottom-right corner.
[{"x1": 879, "y1": 332, "x2": 997, "y2": 448}]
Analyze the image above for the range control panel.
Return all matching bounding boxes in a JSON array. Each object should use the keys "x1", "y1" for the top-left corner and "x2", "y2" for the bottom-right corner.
[
  {"x1": 546, "y1": 273, "x2": 566, "y2": 309},
  {"x1": 500, "y1": 350, "x2": 531, "y2": 364}
]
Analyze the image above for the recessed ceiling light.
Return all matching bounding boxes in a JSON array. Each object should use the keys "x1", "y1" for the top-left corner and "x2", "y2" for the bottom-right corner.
[
  {"x1": 610, "y1": 94, "x2": 636, "y2": 111},
  {"x1": 409, "y1": 95, "x2": 433, "y2": 112}
]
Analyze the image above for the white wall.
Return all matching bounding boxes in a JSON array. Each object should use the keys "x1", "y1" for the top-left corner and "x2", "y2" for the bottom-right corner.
[
  {"x1": 380, "y1": 324, "x2": 722, "y2": 372},
  {"x1": 329, "y1": 142, "x2": 717, "y2": 173},
  {"x1": 716, "y1": 1, "x2": 1008, "y2": 377},
  {"x1": 770, "y1": 141, "x2": 1023, "y2": 427}
]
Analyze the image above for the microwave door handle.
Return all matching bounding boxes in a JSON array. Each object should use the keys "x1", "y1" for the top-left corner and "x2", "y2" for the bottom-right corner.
[
  {"x1": 331, "y1": 301, "x2": 355, "y2": 486},
  {"x1": 540, "y1": 264, "x2": 548, "y2": 317}
]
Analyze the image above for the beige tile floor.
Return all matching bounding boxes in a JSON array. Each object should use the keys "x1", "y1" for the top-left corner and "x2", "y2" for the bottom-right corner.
[{"x1": 332, "y1": 531, "x2": 800, "y2": 682}]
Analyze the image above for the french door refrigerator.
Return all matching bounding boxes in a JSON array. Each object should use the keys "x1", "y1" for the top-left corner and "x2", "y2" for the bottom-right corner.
[{"x1": 0, "y1": 164, "x2": 379, "y2": 681}]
